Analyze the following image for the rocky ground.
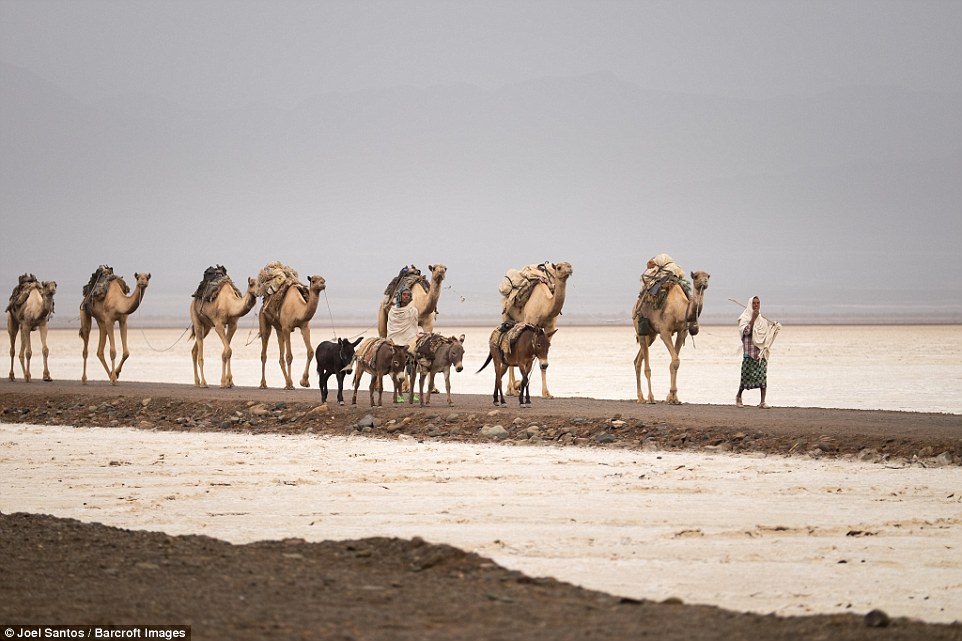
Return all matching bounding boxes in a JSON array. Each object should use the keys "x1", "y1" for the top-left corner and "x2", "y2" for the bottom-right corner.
[{"x1": 2, "y1": 380, "x2": 961, "y2": 639}]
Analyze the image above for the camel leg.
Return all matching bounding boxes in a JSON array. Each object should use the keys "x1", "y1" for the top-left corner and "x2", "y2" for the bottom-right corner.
[
  {"x1": 377, "y1": 304, "x2": 388, "y2": 339},
  {"x1": 636, "y1": 337, "x2": 656, "y2": 404},
  {"x1": 351, "y1": 367, "x2": 362, "y2": 405},
  {"x1": 667, "y1": 331, "x2": 688, "y2": 404},
  {"x1": 633, "y1": 345, "x2": 646, "y2": 403},
  {"x1": 507, "y1": 366, "x2": 518, "y2": 397},
  {"x1": 298, "y1": 324, "x2": 313, "y2": 388},
  {"x1": 112, "y1": 317, "x2": 131, "y2": 384},
  {"x1": 223, "y1": 320, "x2": 238, "y2": 388},
  {"x1": 213, "y1": 323, "x2": 232, "y2": 388},
  {"x1": 18, "y1": 326, "x2": 32, "y2": 382},
  {"x1": 192, "y1": 326, "x2": 209, "y2": 388},
  {"x1": 95, "y1": 319, "x2": 114, "y2": 382},
  {"x1": 79, "y1": 311, "x2": 92, "y2": 384},
  {"x1": 539, "y1": 360, "x2": 551, "y2": 399},
  {"x1": 39, "y1": 320, "x2": 51, "y2": 381},
  {"x1": 7, "y1": 315, "x2": 18, "y2": 381},
  {"x1": 659, "y1": 331, "x2": 683, "y2": 404},
  {"x1": 258, "y1": 315, "x2": 270, "y2": 389},
  {"x1": 278, "y1": 328, "x2": 294, "y2": 390}
]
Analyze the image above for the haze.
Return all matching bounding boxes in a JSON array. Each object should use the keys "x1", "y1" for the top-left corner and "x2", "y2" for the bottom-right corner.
[{"x1": 2, "y1": 0, "x2": 960, "y2": 326}]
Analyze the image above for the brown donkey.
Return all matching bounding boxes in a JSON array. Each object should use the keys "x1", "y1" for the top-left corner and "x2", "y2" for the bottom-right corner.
[
  {"x1": 351, "y1": 337, "x2": 410, "y2": 407},
  {"x1": 477, "y1": 322, "x2": 555, "y2": 407},
  {"x1": 407, "y1": 333, "x2": 466, "y2": 407}
]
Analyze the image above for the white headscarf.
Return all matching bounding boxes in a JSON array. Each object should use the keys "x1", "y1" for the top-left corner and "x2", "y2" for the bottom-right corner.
[{"x1": 738, "y1": 296, "x2": 781, "y2": 360}]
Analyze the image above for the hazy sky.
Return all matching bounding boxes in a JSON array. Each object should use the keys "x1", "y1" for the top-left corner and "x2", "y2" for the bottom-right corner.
[{"x1": 2, "y1": 0, "x2": 961, "y2": 326}]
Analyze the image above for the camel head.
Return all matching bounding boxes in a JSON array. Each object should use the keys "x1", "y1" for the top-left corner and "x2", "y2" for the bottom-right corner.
[
  {"x1": 308, "y1": 275, "x2": 327, "y2": 292},
  {"x1": 134, "y1": 272, "x2": 151, "y2": 289},
  {"x1": 691, "y1": 271, "x2": 710, "y2": 293},
  {"x1": 551, "y1": 262, "x2": 573, "y2": 280},
  {"x1": 428, "y1": 264, "x2": 447, "y2": 283},
  {"x1": 246, "y1": 277, "x2": 257, "y2": 291},
  {"x1": 687, "y1": 271, "x2": 710, "y2": 336},
  {"x1": 42, "y1": 280, "x2": 57, "y2": 297}
]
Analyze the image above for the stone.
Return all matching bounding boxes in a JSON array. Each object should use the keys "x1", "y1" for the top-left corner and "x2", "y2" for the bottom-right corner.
[
  {"x1": 864, "y1": 609, "x2": 890, "y2": 628},
  {"x1": 249, "y1": 405, "x2": 271, "y2": 417},
  {"x1": 356, "y1": 415, "x2": 376, "y2": 429},
  {"x1": 480, "y1": 425, "x2": 508, "y2": 439}
]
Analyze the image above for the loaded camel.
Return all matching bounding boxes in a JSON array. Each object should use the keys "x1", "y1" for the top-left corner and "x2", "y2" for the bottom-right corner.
[
  {"x1": 258, "y1": 274, "x2": 326, "y2": 390},
  {"x1": 80, "y1": 269, "x2": 151, "y2": 384},
  {"x1": 189, "y1": 272, "x2": 257, "y2": 388},
  {"x1": 477, "y1": 322, "x2": 555, "y2": 407},
  {"x1": 632, "y1": 270, "x2": 710, "y2": 404},
  {"x1": 378, "y1": 263, "x2": 446, "y2": 337},
  {"x1": 7, "y1": 275, "x2": 57, "y2": 382},
  {"x1": 501, "y1": 261, "x2": 572, "y2": 398}
]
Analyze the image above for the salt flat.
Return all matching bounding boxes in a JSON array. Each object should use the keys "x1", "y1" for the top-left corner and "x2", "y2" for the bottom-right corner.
[{"x1": 2, "y1": 423, "x2": 959, "y2": 623}]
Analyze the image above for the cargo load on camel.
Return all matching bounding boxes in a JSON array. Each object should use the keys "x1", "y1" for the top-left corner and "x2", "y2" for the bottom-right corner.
[
  {"x1": 382, "y1": 265, "x2": 429, "y2": 307},
  {"x1": 7, "y1": 273, "x2": 40, "y2": 313},
  {"x1": 192, "y1": 265, "x2": 239, "y2": 302},
  {"x1": 81, "y1": 265, "x2": 127, "y2": 313},
  {"x1": 499, "y1": 262, "x2": 556, "y2": 311},
  {"x1": 256, "y1": 261, "x2": 308, "y2": 316},
  {"x1": 636, "y1": 254, "x2": 691, "y2": 309}
]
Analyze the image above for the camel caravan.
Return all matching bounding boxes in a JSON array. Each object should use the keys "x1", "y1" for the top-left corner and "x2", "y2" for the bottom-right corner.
[{"x1": 5, "y1": 252, "x2": 718, "y2": 406}]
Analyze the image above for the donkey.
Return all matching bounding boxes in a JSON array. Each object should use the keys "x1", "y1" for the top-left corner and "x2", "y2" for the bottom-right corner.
[
  {"x1": 315, "y1": 337, "x2": 363, "y2": 405},
  {"x1": 408, "y1": 333, "x2": 466, "y2": 407},
  {"x1": 477, "y1": 323, "x2": 555, "y2": 407},
  {"x1": 351, "y1": 337, "x2": 410, "y2": 407}
]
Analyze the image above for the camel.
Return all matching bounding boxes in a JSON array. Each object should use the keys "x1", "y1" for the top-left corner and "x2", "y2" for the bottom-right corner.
[
  {"x1": 258, "y1": 274, "x2": 326, "y2": 390},
  {"x1": 80, "y1": 270, "x2": 151, "y2": 385},
  {"x1": 501, "y1": 261, "x2": 572, "y2": 398},
  {"x1": 7, "y1": 276, "x2": 57, "y2": 382},
  {"x1": 378, "y1": 263, "x2": 447, "y2": 337},
  {"x1": 632, "y1": 270, "x2": 710, "y2": 404},
  {"x1": 189, "y1": 275, "x2": 258, "y2": 389}
]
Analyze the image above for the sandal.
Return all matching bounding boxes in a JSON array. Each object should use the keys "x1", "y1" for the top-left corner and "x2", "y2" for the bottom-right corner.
[
  {"x1": 735, "y1": 398, "x2": 744, "y2": 407},
  {"x1": 758, "y1": 403, "x2": 769, "y2": 409}
]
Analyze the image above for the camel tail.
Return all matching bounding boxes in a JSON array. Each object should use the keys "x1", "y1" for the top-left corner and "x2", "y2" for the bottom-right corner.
[{"x1": 476, "y1": 352, "x2": 493, "y2": 374}]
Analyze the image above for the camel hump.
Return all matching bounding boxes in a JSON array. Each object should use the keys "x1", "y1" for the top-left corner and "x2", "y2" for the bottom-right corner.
[
  {"x1": 193, "y1": 265, "x2": 234, "y2": 301},
  {"x1": 383, "y1": 266, "x2": 427, "y2": 301},
  {"x1": 256, "y1": 262, "x2": 300, "y2": 298},
  {"x1": 500, "y1": 263, "x2": 555, "y2": 309},
  {"x1": 82, "y1": 265, "x2": 127, "y2": 301},
  {"x1": 7, "y1": 273, "x2": 40, "y2": 311}
]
